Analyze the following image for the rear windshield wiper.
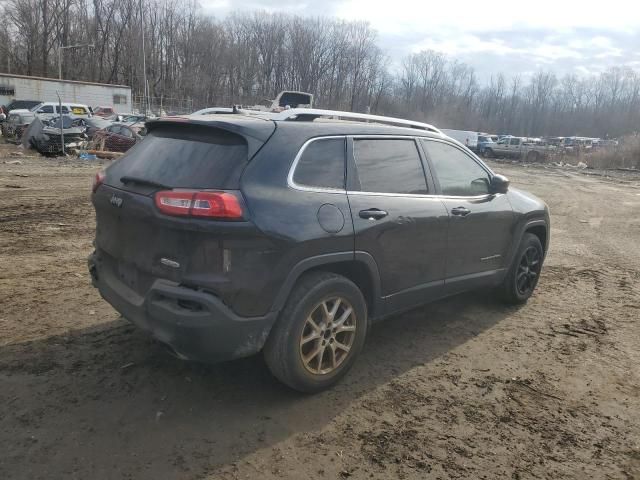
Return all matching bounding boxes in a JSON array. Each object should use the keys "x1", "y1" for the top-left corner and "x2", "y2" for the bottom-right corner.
[{"x1": 120, "y1": 175, "x2": 171, "y2": 190}]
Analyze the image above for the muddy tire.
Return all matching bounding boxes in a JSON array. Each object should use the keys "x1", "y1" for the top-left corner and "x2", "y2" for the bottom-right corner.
[
  {"x1": 264, "y1": 271, "x2": 367, "y2": 393},
  {"x1": 499, "y1": 233, "x2": 544, "y2": 304},
  {"x1": 526, "y1": 150, "x2": 540, "y2": 162}
]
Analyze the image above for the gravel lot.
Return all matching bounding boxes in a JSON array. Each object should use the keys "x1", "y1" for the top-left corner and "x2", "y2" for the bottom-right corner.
[{"x1": 1, "y1": 143, "x2": 639, "y2": 479}]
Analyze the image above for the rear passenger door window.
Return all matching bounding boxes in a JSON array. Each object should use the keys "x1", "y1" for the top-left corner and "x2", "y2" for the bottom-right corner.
[
  {"x1": 292, "y1": 137, "x2": 345, "y2": 190},
  {"x1": 421, "y1": 140, "x2": 490, "y2": 196},
  {"x1": 352, "y1": 139, "x2": 428, "y2": 194}
]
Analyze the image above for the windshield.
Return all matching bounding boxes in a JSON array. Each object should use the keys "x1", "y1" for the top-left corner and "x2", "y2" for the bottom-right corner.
[{"x1": 49, "y1": 116, "x2": 78, "y2": 129}]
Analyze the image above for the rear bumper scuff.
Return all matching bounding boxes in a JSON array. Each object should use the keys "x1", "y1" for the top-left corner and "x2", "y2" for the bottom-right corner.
[{"x1": 88, "y1": 251, "x2": 277, "y2": 363}]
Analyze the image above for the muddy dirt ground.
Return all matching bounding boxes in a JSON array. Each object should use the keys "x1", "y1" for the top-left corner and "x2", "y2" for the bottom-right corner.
[{"x1": 1, "y1": 143, "x2": 639, "y2": 480}]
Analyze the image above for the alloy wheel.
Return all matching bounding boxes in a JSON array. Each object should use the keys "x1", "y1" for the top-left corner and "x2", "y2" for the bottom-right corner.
[
  {"x1": 299, "y1": 297, "x2": 357, "y2": 375},
  {"x1": 516, "y1": 246, "x2": 541, "y2": 295}
]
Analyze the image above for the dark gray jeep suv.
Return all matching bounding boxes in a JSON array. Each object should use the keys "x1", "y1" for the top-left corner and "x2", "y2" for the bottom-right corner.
[{"x1": 89, "y1": 109, "x2": 549, "y2": 392}]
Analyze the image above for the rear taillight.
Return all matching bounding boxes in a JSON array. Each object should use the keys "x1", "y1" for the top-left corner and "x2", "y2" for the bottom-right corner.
[
  {"x1": 92, "y1": 171, "x2": 105, "y2": 193},
  {"x1": 154, "y1": 190, "x2": 244, "y2": 220}
]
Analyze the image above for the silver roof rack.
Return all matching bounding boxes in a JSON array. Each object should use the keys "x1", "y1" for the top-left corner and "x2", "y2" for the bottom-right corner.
[{"x1": 270, "y1": 108, "x2": 443, "y2": 134}]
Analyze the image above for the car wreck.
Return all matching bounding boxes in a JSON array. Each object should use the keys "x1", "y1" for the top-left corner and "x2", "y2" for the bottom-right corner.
[
  {"x1": 2, "y1": 110, "x2": 36, "y2": 143},
  {"x1": 24, "y1": 116, "x2": 87, "y2": 155},
  {"x1": 91, "y1": 122, "x2": 145, "y2": 152}
]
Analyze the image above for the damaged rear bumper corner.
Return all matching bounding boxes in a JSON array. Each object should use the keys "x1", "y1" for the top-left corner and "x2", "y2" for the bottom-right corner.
[{"x1": 88, "y1": 251, "x2": 278, "y2": 363}]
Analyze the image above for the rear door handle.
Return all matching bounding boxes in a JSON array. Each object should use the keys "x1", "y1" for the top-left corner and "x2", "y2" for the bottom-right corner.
[
  {"x1": 451, "y1": 206, "x2": 471, "y2": 217},
  {"x1": 359, "y1": 209, "x2": 388, "y2": 220}
]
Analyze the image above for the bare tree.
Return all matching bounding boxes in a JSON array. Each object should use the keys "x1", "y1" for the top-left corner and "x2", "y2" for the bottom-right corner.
[{"x1": 1, "y1": 2, "x2": 639, "y2": 137}]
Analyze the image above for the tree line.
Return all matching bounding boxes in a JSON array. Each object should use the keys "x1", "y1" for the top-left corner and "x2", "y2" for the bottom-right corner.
[{"x1": 2, "y1": 0, "x2": 639, "y2": 138}]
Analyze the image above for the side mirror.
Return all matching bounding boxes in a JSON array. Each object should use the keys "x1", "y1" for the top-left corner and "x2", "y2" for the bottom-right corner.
[{"x1": 490, "y1": 174, "x2": 509, "y2": 194}]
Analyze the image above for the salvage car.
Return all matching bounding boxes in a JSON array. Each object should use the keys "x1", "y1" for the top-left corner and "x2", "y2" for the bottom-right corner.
[
  {"x1": 93, "y1": 106, "x2": 117, "y2": 119},
  {"x1": 6, "y1": 99, "x2": 42, "y2": 113},
  {"x1": 29, "y1": 116, "x2": 87, "y2": 154},
  {"x1": 1, "y1": 110, "x2": 36, "y2": 143},
  {"x1": 32, "y1": 102, "x2": 92, "y2": 122},
  {"x1": 484, "y1": 136, "x2": 555, "y2": 161},
  {"x1": 89, "y1": 108, "x2": 550, "y2": 392},
  {"x1": 77, "y1": 116, "x2": 113, "y2": 140},
  {"x1": 93, "y1": 123, "x2": 145, "y2": 152},
  {"x1": 477, "y1": 134, "x2": 498, "y2": 156}
]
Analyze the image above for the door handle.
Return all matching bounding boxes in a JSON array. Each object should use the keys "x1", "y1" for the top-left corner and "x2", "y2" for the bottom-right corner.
[
  {"x1": 359, "y1": 208, "x2": 388, "y2": 220},
  {"x1": 451, "y1": 206, "x2": 471, "y2": 217}
]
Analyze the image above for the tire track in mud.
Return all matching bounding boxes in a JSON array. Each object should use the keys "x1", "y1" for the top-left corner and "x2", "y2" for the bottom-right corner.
[{"x1": 209, "y1": 264, "x2": 640, "y2": 480}]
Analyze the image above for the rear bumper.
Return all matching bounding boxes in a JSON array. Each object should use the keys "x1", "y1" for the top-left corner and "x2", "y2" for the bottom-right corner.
[{"x1": 88, "y1": 251, "x2": 277, "y2": 363}]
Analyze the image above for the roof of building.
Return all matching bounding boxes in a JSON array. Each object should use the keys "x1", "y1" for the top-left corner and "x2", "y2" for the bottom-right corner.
[{"x1": 0, "y1": 72, "x2": 130, "y2": 90}]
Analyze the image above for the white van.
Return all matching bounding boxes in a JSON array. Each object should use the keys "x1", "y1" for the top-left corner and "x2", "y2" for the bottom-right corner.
[
  {"x1": 31, "y1": 102, "x2": 92, "y2": 122},
  {"x1": 440, "y1": 129, "x2": 479, "y2": 151}
]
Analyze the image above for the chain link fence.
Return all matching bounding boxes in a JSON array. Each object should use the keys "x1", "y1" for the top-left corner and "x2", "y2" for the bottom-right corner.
[{"x1": 132, "y1": 95, "x2": 195, "y2": 116}]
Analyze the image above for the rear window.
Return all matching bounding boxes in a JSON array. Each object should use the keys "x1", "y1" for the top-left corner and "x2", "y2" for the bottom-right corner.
[
  {"x1": 106, "y1": 124, "x2": 248, "y2": 189},
  {"x1": 71, "y1": 106, "x2": 88, "y2": 115},
  {"x1": 279, "y1": 92, "x2": 312, "y2": 107}
]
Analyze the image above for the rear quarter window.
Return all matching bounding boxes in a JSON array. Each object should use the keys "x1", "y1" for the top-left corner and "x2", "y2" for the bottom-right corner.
[
  {"x1": 292, "y1": 137, "x2": 345, "y2": 190},
  {"x1": 105, "y1": 124, "x2": 248, "y2": 189}
]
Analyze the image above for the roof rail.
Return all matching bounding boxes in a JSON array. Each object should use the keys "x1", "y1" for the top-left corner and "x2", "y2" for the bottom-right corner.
[{"x1": 271, "y1": 108, "x2": 443, "y2": 134}]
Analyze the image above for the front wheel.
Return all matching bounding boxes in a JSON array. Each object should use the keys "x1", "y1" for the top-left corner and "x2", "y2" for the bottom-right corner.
[
  {"x1": 498, "y1": 233, "x2": 544, "y2": 304},
  {"x1": 263, "y1": 271, "x2": 368, "y2": 393}
]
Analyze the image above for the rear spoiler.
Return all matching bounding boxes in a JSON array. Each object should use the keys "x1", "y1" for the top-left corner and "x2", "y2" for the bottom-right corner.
[{"x1": 146, "y1": 116, "x2": 276, "y2": 159}]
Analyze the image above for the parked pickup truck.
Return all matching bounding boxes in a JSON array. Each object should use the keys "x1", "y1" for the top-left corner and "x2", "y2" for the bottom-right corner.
[{"x1": 484, "y1": 136, "x2": 555, "y2": 161}]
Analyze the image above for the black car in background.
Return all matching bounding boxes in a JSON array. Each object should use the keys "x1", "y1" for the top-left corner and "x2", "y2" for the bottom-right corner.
[
  {"x1": 2, "y1": 110, "x2": 36, "y2": 143},
  {"x1": 89, "y1": 109, "x2": 550, "y2": 392},
  {"x1": 6, "y1": 99, "x2": 42, "y2": 113}
]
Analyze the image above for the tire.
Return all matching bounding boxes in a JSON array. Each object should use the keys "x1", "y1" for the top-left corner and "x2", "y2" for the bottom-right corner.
[
  {"x1": 264, "y1": 271, "x2": 368, "y2": 393},
  {"x1": 498, "y1": 233, "x2": 544, "y2": 304},
  {"x1": 484, "y1": 148, "x2": 494, "y2": 158},
  {"x1": 526, "y1": 150, "x2": 540, "y2": 162}
]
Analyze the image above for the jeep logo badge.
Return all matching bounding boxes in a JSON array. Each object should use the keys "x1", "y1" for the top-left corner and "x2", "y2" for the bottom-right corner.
[{"x1": 110, "y1": 194, "x2": 123, "y2": 208}]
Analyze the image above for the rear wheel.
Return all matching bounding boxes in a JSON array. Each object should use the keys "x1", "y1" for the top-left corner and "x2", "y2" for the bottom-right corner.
[
  {"x1": 264, "y1": 271, "x2": 367, "y2": 393},
  {"x1": 499, "y1": 233, "x2": 544, "y2": 304},
  {"x1": 526, "y1": 150, "x2": 540, "y2": 162}
]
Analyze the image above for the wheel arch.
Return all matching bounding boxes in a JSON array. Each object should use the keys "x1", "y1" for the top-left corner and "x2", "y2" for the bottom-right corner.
[
  {"x1": 272, "y1": 252, "x2": 383, "y2": 320},
  {"x1": 525, "y1": 223, "x2": 548, "y2": 253}
]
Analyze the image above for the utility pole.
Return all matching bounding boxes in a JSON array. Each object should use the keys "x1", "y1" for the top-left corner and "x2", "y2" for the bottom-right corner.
[
  {"x1": 57, "y1": 91, "x2": 65, "y2": 156},
  {"x1": 140, "y1": 0, "x2": 148, "y2": 115},
  {"x1": 58, "y1": 44, "x2": 94, "y2": 80}
]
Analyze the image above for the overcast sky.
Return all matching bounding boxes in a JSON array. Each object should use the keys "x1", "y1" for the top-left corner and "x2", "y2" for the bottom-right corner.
[{"x1": 200, "y1": 0, "x2": 640, "y2": 81}]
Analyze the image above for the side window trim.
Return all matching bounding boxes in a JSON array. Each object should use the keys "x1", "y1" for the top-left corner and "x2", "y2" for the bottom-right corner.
[
  {"x1": 347, "y1": 135, "x2": 431, "y2": 196},
  {"x1": 420, "y1": 137, "x2": 495, "y2": 198},
  {"x1": 415, "y1": 136, "x2": 437, "y2": 193},
  {"x1": 287, "y1": 135, "x2": 347, "y2": 193}
]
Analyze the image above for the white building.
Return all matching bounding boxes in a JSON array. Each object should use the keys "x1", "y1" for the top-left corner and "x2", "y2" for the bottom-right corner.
[{"x1": 0, "y1": 73, "x2": 132, "y2": 110}]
